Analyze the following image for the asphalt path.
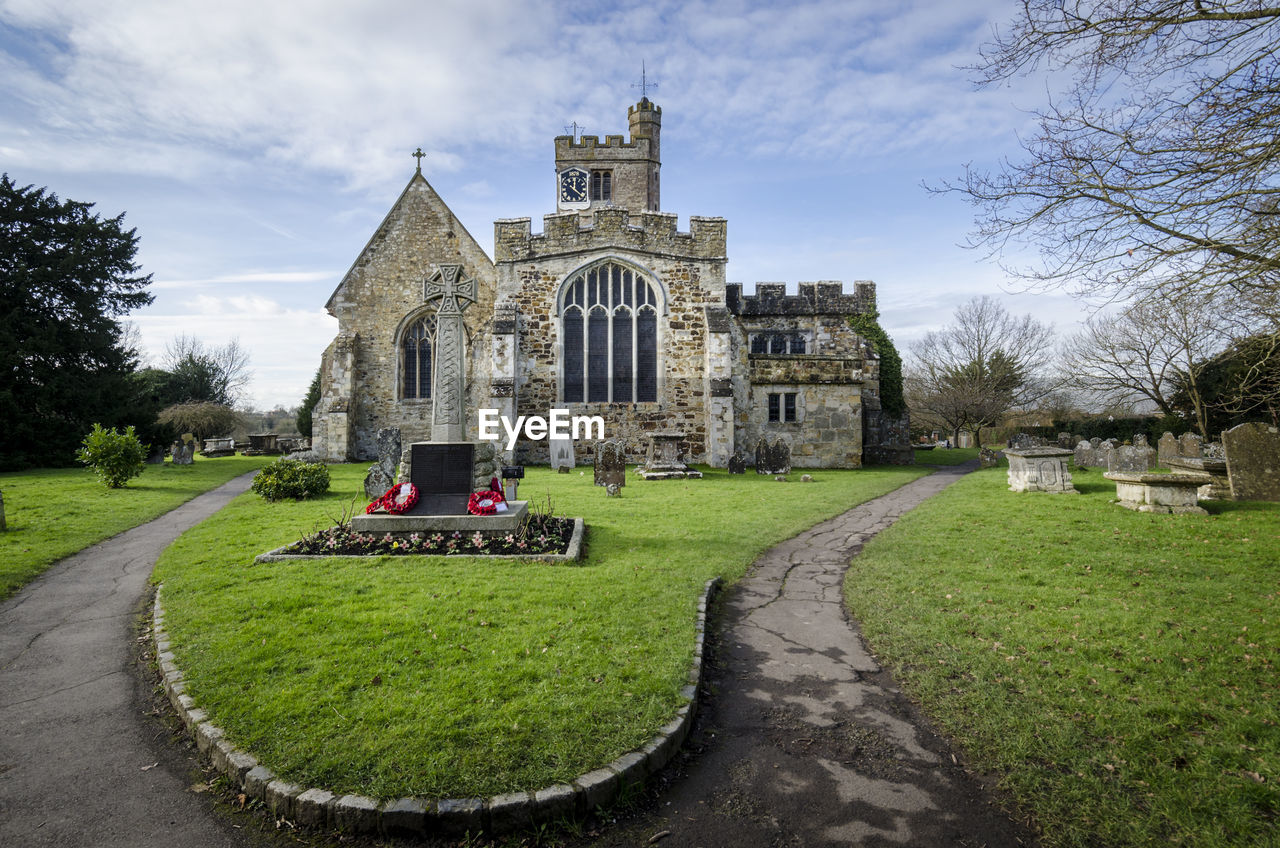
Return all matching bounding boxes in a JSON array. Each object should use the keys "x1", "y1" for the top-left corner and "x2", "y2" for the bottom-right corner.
[{"x1": 0, "y1": 472, "x2": 258, "y2": 848}]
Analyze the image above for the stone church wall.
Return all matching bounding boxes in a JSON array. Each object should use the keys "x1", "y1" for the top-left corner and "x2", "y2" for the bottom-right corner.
[{"x1": 495, "y1": 209, "x2": 728, "y2": 464}]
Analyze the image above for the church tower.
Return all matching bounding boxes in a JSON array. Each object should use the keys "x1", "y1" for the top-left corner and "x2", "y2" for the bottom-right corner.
[{"x1": 553, "y1": 98, "x2": 661, "y2": 214}]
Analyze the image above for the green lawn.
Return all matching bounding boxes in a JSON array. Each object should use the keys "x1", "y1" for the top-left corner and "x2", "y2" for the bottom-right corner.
[
  {"x1": 152, "y1": 462, "x2": 931, "y2": 800},
  {"x1": 845, "y1": 464, "x2": 1280, "y2": 848},
  {"x1": 0, "y1": 456, "x2": 269, "y2": 600}
]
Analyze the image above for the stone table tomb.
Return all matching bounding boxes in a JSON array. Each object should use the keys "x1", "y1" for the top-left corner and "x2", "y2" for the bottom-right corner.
[
  {"x1": 1004, "y1": 447, "x2": 1077, "y2": 493},
  {"x1": 1104, "y1": 471, "x2": 1208, "y2": 515}
]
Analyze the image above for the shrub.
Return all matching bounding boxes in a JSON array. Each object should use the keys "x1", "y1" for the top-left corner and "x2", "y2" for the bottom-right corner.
[
  {"x1": 251, "y1": 458, "x2": 330, "y2": 501},
  {"x1": 76, "y1": 424, "x2": 146, "y2": 488}
]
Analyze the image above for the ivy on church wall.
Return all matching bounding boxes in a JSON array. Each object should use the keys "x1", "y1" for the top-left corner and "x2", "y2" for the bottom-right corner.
[{"x1": 849, "y1": 312, "x2": 904, "y2": 417}]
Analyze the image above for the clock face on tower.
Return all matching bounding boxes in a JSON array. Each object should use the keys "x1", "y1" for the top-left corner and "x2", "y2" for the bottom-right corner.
[{"x1": 558, "y1": 167, "x2": 590, "y2": 210}]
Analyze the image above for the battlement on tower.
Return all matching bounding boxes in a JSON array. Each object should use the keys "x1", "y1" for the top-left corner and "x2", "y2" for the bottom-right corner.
[
  {"x1": 494, "y1": 209, "x2": 726, "y2": 263},
  {"x1": 726, "y1": 281, "x2": 877, "y2": 316}
]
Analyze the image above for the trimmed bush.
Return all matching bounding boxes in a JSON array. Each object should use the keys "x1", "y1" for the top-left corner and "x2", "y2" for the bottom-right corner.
[
  {"x1": 251, "y1": 458, "x2": 330, "y2": 501},
  {"x1": 76, "y1": 423, "x2": 146, "y2": 488}
]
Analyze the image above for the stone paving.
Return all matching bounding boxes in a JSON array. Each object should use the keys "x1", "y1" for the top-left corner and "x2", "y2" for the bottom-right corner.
[
  {"x1": 0, "y1": 473, "x2": 258, "y2": 848},
  {"x1": 581, "y1": 460, "x2": 1036, "y2": 847}
]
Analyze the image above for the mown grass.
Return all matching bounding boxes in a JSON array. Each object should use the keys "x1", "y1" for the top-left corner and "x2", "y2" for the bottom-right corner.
[
  {"x1": 0, "y1": 456, "x2": 269, "y2": 600},
  {"x1": 911, "y1": 446, "x2": 980, "y2": 466},
  {"x1": 845, "y1": 464, "x2": 1279, "y2": 848},
  {"x1": 152, "y1": 462, "x2": 931, "y2": 800}
]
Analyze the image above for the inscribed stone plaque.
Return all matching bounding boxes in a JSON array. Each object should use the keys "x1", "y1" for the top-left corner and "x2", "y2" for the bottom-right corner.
[
  {"x1": 593, "y1": 440, "x2": 626, "y2": 488},
  {"x1": 409, "y1": 443, "x2": 474, "y2": 514},
  {"x1": 1222, "y1": 422, "x2": 1280, "y2": 501}
]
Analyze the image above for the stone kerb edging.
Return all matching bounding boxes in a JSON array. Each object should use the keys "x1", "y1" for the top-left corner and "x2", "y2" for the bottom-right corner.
[
  {"x1": 253, "y1": 518, "x2": 586, "y2": 564},
  {"x1": 152, "y1": 576, "x2": 720, "y2": 837}
]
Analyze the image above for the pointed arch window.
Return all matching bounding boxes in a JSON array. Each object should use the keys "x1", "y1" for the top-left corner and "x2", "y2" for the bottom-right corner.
[
  {"x1": 560, "y1": 262, "x2": 660, "y2": 403},
  {"x1": 401, "y1": 315, "x2": 436, "y2": 399}
]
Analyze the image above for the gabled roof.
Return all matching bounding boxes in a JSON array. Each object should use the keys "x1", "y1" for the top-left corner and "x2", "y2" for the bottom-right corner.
[{"x1": 324, "y1": 171, "x2": 494, "y2": 313}]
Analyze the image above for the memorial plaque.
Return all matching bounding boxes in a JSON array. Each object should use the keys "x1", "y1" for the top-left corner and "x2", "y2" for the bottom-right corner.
[{"x1": 409, "y1": 443, "x2": 474, "y2": 514}]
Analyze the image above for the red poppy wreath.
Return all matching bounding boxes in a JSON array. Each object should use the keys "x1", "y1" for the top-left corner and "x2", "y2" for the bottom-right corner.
[
  {"x1": 466, "y1": 489, "x2": 507, "y2": 516},
  {"x1": 366, "y1": 482, "x2": 419, "y2": 515}
]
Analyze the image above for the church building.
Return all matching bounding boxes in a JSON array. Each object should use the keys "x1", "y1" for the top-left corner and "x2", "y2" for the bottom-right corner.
[{"x1": 312, "y1": 98, "x2": 905, "y2": 468}]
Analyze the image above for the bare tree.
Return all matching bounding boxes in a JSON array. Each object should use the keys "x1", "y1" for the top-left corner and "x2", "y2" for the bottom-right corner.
[
  {"x1": 937, "y1": 1, "x2": 1280, "y2": 304},
  {"x1": 162, "y1": 334, "x2": 253, "y2": 408},
  {"x1": 907, "y1": 296, "x2": 1058, "y2": 446}
]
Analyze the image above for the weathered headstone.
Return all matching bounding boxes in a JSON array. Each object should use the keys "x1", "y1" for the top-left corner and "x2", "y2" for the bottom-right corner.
[
  {"x1": 364, "y1": 427, "x2": 402, "y2": 499},
  {"x1": 1157, "y1": 432, "x2": 1179, "y2": 467},
  {"x1": 979, "y1": 446, "x2": 1000, "y2": 468},
  {"x1": 1178, "y1": 432, "x2": 1203, "y2": 460},
  {"x1": 638, "y1": 430, "x2": 702, "y2": 479},
  {"x1": 1108, "y1": 443, "x2": 1156, "y2": 473},
  {"x1": 726, "y1": 453, "x2": 746, "y2": 474},
  {"x1": 1073, "y1": 440, "x2": 1094, "y2": 469},
  {"x1": 1057, "y1": 432, "x2": 1075, "y2": 448},
  {"x1": 550, "y1": 437, "x2": 575, "y2": 473},
  {"x1": 145, "y1": 447, "x2": 166, "y2": 464},
  {"x1": 593, "y1": 440, "x2": 626, "y2": 489},
  {"x1": 171, "y1": 439, "x2": 194, "y2": 465},
  {"x1": 0, "y1": 489, "x2": 6, "y2": 532},
  {"x1": 1004, "y1": 447, "x2": 1077, "y2": 493},
  {"x1": 755, "y1": 437, "x2": 791, "y2": 475},
  {"x1": 1222, "y1": 422, "x2": 1280, "y2": 501}
]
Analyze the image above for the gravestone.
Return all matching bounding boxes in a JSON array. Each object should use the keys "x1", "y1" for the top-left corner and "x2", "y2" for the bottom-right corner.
[
  {"x1": 1178, "y1": 432, "x2": 1203, "y2": 459},
  {"x1": 727, "y1": 453, "x2": 746, "y2": 474},
  {"x1": 1057, "y1": 432, "x2": 1075, "y2": 448},
  {"x1": 363, "y1": 427, "x2": 402, "y2": 499},
  {"x1": 1109, "y1": 443, "x2": 1157, "y2": 473},
  {"x1": 550, "y1": 437, "x2": 575, "y2": 473},
  {"x1": 593, "y1": 440, "x2": 626, "y2": 489},
  {"x1": 171, "y1": 438, "x2": 194, "y2": 465},
  {"x1": 979, "y1": 447, "x2": 1000, "y2": 468},
  {"x1": 1073, "y1": 440, "x2": 1095, "y2": 469},
  {"x1": 638, "y1": 430, "x2": 703, "y2": 479},
  {"x1": 145, "y1": 447, "x2": 166, "y2": 464},
  {"x1": 0, "y1": 489, "x2": 5, "y2": 531},
  {"x1": 1004, "y1": 447, "x2": 1077, "y2": 493},
  {"x1": 1222, "y1": 422, "x2": 1280, "y2": 501},
  {"x1": 755, "y1": 437, "x2": 791, "y2": 475},
  {"x1": 201, "y1": 437, "x2": 235, "y2": 457},
  {"x1": 1157, "y1": 432, "x2": 1179, "y2": 467}
]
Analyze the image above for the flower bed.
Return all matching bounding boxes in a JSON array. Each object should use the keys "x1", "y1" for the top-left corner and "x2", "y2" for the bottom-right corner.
[{"x1": 283, "y1": 512, "x2": 575, "y2": 557}]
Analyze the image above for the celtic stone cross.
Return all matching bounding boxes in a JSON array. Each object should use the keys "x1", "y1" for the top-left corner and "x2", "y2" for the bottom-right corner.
[{"x1": 423, "y1": 264, "x2": 477, "y2": 442}]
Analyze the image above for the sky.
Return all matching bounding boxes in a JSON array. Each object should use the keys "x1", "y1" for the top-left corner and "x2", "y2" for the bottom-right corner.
[{"x1": 0, "y1": 0, "x2": 1091, "y2": 410}]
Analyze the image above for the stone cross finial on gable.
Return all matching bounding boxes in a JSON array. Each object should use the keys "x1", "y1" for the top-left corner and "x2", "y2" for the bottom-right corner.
[{"x1": 412, "y1": 147, "x2": 426, "y2": 173}]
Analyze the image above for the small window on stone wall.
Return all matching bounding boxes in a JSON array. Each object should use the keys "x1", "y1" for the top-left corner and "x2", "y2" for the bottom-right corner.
[
  {"x1": 767, "y1": 392, "x2": 798, "y2": 422},
  {"x1": 753, "y1": 331, "x2": 809, "y2": 355},
  {"x1": 591, "y1": 170, "x2": 612, "y2": 202},
  {"x1": 401, "y1": 315, "x2": 436, "y2": 399}
]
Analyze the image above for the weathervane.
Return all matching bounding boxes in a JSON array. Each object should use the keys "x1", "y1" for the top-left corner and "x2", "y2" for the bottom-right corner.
[
  {"x1": 632, "y1": 61, "x2": 658, "y2": 99},
  {"x1": 412, "y1": 147, "x2": 426, "y2": 173},
  {"x1": 563, "y1": 121, "x2": 586, "y2": 142}
]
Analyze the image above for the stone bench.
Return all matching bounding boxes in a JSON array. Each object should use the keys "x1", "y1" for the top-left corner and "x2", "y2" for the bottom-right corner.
[{"x1": 1103, "y1": 471, "x2": 1207, "y2": 515}]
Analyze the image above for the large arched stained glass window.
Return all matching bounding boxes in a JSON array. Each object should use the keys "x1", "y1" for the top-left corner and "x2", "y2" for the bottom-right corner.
[
  {"x1": 560, "y1": 262, "x2": 660, "y2": 403},
  {"x1": 401, "y1": 315, "x2": 436, "y2": 399}
]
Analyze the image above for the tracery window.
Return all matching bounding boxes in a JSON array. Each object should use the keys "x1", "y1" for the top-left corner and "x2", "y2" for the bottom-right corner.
[
  {"x1": 560, "y1": 262, "x2": 660, "y2": 403},
  {"x1": 401, "y1": 315, "x2": 436, "y2": 399}
]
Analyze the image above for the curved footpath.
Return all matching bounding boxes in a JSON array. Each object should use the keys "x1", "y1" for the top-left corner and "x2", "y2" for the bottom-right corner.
[
  {"x1": 580, "y1": 460, "x2": 1037, "y2": 847},
  {"x1": 1, "y1": 462, "x2": 1035, "y2": 847},
  {"x1": 0, "y1": 472, "x2": 258, "y2": 848}
]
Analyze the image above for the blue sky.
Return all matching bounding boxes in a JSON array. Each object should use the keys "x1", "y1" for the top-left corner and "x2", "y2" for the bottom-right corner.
[{"x1": 0, "y1": 0, "x2": 1087, "y2": 409}]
